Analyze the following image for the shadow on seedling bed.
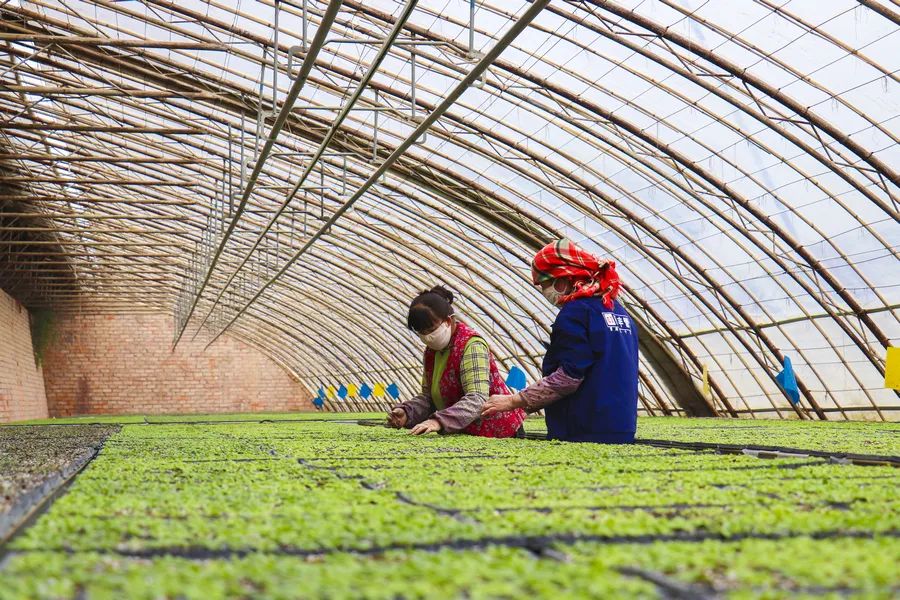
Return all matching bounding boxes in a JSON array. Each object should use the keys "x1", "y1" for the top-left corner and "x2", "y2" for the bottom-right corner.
[
  {"x1": 618, "y1": 566, "x2": 717, "y2": 600},
  {"x1": 636, "y1": 438, "x2": 900, "y2": 467},
  {"x1": 353, "y1": 421, "x2": 899, "y2": 467},
  {"x1": 11, "y1": 528, "x2": 896, "y2": 562}
]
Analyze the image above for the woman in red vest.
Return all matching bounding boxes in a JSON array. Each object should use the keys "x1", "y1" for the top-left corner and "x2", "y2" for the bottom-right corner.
[{"x1": 387, "y1": 286, "x2": 526, "y2": 437}]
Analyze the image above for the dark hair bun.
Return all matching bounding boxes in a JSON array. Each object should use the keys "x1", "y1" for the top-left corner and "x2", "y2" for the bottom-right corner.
[
  {"x1": 407, "y1": 285, "x2": 456, "y2": 331},
  {"x1": 430, "y1": 285, "x2": 454, "y2": 305}
]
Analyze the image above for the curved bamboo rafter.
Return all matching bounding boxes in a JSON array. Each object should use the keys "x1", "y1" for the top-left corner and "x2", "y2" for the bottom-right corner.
[{"x1": 1, "y1": 0, "x2": 896, "y2": 419}]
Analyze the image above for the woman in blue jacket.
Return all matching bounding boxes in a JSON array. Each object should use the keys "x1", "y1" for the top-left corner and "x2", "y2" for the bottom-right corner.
[{"x1": 482, "y1": 239, "x2": 639, "y2": 443}]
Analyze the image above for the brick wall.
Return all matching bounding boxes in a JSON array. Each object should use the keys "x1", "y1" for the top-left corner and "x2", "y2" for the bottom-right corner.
[
  {"x1": 0, "y1": 289, "x2": 49, "y2": 423},
  {"x1": 42, "y1": 312, "x2": 313, "y2": 416}
]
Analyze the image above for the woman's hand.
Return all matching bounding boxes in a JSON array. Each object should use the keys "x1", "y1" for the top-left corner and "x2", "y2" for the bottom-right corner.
[
  {"x1": 409, "y1": 419, "x2": 441, "y2": 435},
  {"x1": 481, "y1": 393, "x2": 523, "y2": 417},
  {"x1": 386, "y1": 407, "x2": 407, "y2": 428}
]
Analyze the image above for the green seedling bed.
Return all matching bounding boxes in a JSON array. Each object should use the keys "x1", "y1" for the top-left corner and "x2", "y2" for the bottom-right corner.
[{"x1": 1, "y1": 418, "x2": 897, "y2": 599}]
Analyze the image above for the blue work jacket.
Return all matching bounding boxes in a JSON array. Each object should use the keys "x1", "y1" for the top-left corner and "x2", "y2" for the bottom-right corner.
[{"x1": 541, "y1": 297, "x2": 639, "y2": 443}]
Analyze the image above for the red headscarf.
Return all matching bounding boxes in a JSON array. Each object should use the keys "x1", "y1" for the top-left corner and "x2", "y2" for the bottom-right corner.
[{"x1": 531, "y1": 239, "x2": 621, "y2": 309}]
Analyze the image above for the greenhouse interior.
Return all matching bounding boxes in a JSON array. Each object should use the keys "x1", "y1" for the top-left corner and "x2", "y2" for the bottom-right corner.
[{"x1": 1, "y1": 0, "x2": 898, "y2": 598}]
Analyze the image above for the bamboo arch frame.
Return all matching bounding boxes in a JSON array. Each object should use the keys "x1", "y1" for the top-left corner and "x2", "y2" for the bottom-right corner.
[{"x1": 1, "y1": 0, "x2": 896, "y2": 419}]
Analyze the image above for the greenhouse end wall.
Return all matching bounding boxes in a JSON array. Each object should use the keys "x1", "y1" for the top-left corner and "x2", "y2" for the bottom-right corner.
[
  {"x1": 41, "y1": 312, "x2": 314, "y2": 417},
  {"x1": 0, "y1": 290, "x2": 49, "y2": 423}
]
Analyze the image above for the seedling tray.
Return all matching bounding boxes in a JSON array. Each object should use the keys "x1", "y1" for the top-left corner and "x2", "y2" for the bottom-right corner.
[{"x1": 2, "y1": 419, "x2": 897, "y2": 599}]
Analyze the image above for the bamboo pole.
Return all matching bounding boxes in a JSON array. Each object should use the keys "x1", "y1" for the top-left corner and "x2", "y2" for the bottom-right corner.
[
  {"x1": 1, "y1": 124, "x2": 202, "y2": 134},
  {"x1": 0, "y1": 213, "x2": 189, "y2": 219},
  {"x1": 0, "y1": 227, "x2": 184, "y2": 234},
  {"x1": 0, "y1": 177, "x2": 196, "y2": 185},
  {"x1": 0, "y1": 34, "x2": 226, "y2": 49},
  {"x1": 0, "y1": 155, "x2": 204, "y2": 164},
  {"x1": 0, "y1": 240, "x2": 185, "y2": 246},
  {"x1": 1, "y1": 86, "x2": 220, "y2": 98}
]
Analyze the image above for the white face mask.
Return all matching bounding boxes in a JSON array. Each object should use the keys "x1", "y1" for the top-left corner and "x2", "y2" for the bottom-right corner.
[
  {"x1": 541, "y1": 285, "x2": 562, "y2": 307},
  {"x1": 418, "y1": 321, "x2": 452, "y2": 351}
]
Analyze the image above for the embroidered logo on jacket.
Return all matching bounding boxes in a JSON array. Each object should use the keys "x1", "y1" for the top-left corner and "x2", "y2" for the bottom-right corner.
[{"x1": 603, "y1": 312, "x2": 632, "y2": 333}]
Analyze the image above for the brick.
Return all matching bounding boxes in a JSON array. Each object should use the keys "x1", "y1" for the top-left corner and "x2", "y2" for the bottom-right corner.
[
  {"x1": 40, "y1": 311, "x2": 313, "y2": 417},
  {"x1": 0, "y1": 290, "x2": 50, "y2": 423}
]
